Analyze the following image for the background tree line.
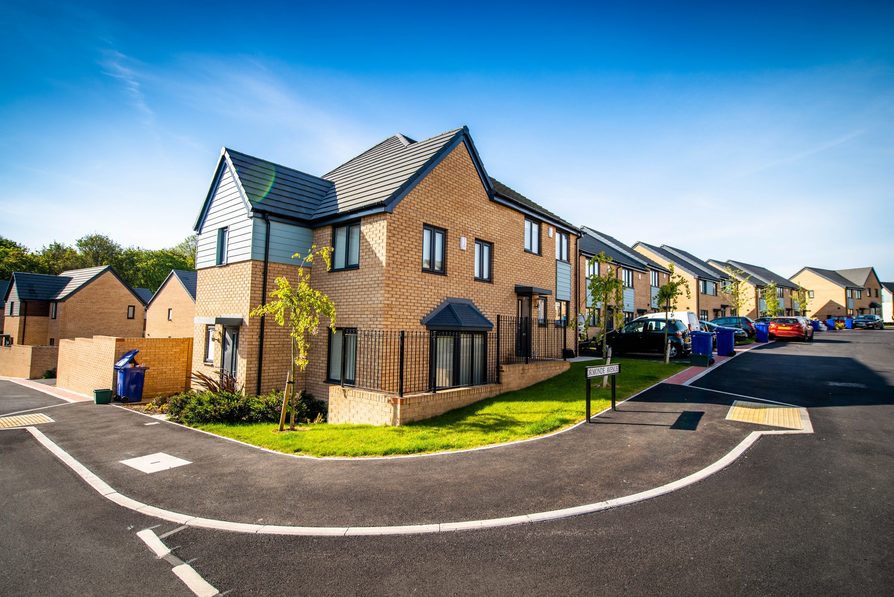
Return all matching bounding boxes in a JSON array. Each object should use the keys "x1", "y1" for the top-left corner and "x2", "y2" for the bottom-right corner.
[{"x1": 0, "y1": 234, "x2": 196, "y2": 293}]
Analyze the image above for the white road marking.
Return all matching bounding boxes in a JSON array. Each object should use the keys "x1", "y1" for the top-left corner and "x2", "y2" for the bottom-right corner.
[
  {"x1": 172, "y1": 564, "x2": 219, "y2": 597},
  {"x1": 684, "y1": 385, "x2": 799, "y2": 407},
  {"x1": 0, "y1": 401, "x2": 79, "y2": 418},
  {"x1": 23, "y1": 414, "x2": 813, "y2": 537},
  {"x1": 826, "y1": 381, "x2": 867, "y2": 388},
  {"x1": 144, "y1": 422, "x2": 160, "y2": 426},
  {"x1": 136, "y1": 528, "x2": 171, "y2": 558},
  {"x1": 120, "y1": 453, "x2": 191, "y2": 474}
]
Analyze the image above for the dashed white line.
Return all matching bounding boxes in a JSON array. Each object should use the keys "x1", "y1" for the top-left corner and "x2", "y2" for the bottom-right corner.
[{"x1": 136, "y1": 528, "x2": 219, "y2": 596}]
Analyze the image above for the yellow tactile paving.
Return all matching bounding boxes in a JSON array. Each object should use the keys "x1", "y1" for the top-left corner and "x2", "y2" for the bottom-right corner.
[
  {"x1": 0, "y1": 413, "x2": 54, "y2": 428},
  {"x1": 726, "y1": 401, "x2": 802, "y2": 430}
]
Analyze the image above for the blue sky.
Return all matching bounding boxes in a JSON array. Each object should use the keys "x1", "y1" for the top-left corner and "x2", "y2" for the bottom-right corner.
[{"x1": 2, "y1": 0, "x2": 892, "y2": 279}]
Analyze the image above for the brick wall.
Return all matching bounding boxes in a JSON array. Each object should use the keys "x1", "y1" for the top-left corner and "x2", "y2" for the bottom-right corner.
[
  {"x1": 790, "y1": 270, "x2": 844, "y2": 319},
  {"x1": 328, "y1": 359, "x2": 570, "y2": 425},
  {"x1": 146, "y1": 279, "x2": 196, "y2": 338},
  {"x1": 0, "y1": 345, "x2": 58, "y2": 378},
  {"x1": 57, "y1": 335, "x2": 192, "y2": 399}
]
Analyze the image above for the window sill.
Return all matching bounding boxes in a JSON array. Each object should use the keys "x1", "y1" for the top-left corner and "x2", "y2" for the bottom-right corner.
[
  {"x1": 474, "y1": 277, "x2": 493, "y2": 284},
  {"x1": 422, "y1": 269, "x2": 447, "y2": 276},
  {"x1": 330, "y1": 265, "x2": 360, "y2": 272},
  {"x1": 524, "y1": 249, "x2": 542, "y2": 256}
]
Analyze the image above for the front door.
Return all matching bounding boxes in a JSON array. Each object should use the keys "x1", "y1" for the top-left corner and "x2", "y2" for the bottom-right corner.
[
  {"x1": 516, "y1": 297, "x2": 532, "y2": 357},
  {"x1": 221, "y1": 326, "x2": 239, "y2": 378}
]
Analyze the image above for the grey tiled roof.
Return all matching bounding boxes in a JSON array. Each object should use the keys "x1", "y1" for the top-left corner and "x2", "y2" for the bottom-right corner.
[
  {"x1": 722, "y1": 260, "x2": 798, "y2": 289},
  {"x1": 134, "y1": 288, "x2": 154, "y2": 304},
  {"x1": 226, "y1": 149, "x2": 332, "y2": 222},
  {"x1": 316, "y1": 128, "x2": 464, "y2": 219},
  {"x1": 580, "y1": 227, "x2": 669, "y2": 272},
  {"x1": 421, "y1": 298, "x2": 493, "y2": 331},
  {"x1": 0, "y1": 280, "x2": 8, "y2": 306},
  {"x1": 8, "y1": 266, "x2": 111, "y2": 301},
  {"x1": 836, "y1": 267, "x2": 874, "y2": 287},
  {"x1": 172, "y1": 270, "x2": 197, "y2": 301},
  {"x1": 881, "y1": 281, "x2": 894, "y2": 293},
  {"x1": 490, "y1": 178, "x2": 578, "y2": 232},
  {"x1": 661, "y1": 245, "x2": 728, "y2": 281},
  {"x1": 796, "y1": 267, "x2": 861, "y2": 288}
]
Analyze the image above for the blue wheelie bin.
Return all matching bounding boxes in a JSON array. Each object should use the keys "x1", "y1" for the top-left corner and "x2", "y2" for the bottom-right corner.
[
  {"x1": 810, "y1": 319, "x2": 821, "y2": 332},
  {"x1": 825, "y1": 318, "x2": 836, "y2": 331},
  {"x1": 754, "y1": 322, "x2": 770, "y2": 343},
  {"x1": 114, "y1": 349, "x2": 148, "y2": 403},
  {"x1": 845, "y1": 317, "x2": 854, "y2": 329},
  {"x1": 690, "y1": 330, "x2": 714, "y2": 366},
  {"x1": 716, "y1": 327, "x2": 736, "y2": 357}
]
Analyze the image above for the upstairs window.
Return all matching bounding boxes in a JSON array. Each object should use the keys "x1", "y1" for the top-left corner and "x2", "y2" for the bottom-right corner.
[
  {"x1": 846, "y1": 289, "x2": 852, "y2": 298},
  {"x1": 422, "y1": 225, "x2": 446, "y2": 274},
  {"x1": 808, "y1": 290, "x2": 815, "y2": 298},
  {"x1": 587, "y1": 260, "x2": 598, "y2": 277},
  {"x1": 524, "y1": 219, "x2": 540, "y2": 254},
  {"x1": 699, "y1": 280, "x2": 717, "y2": 296},
  {"x1": 50, "y1": 302, "x2": 57, "y2": 320},
  {"x1": 474, "y1": 240, "x2": 492, "y2": 282},
  {"x1": 332, "y1": 222, "x2": 361, "y2": 270},
  {"x1": 855, "y1": 289, "x2": 863, "y2": 299},
  {"x1": 555, "y1": 231, "x2": 569, "y2": 262},
  {"x1": 650, "y1": 271, "x2": 659, "y2": 287},
  {"x1": 8, "y1": 301, "x2": 14, "y2": 316},
  {"x1": 776, "y1": 287, "x2": 785, "y2": 298},
  {"x1": 216, "y1": 227, "x2": 229, "y2": 266},
  {"x1": 167, "y1": 308, "x2": 173, "y2": 321},
  {"x1": 127, "y1": 305, "x2": 135, "y2": 319},
  {"x1": 621, "y1": 268, "x2": 634, "y2": 288}
]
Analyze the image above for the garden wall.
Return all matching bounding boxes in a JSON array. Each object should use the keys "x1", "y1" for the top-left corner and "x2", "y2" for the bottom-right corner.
[
  {"x1": 57, "y1": 336, "x2": 193, "y2": 399},
  {"x1": 0, "y1": 345, "x2": 59, "y2": 379},
  {"x1": 328, "y1": 359, "x2": 570, "y2": 426}
]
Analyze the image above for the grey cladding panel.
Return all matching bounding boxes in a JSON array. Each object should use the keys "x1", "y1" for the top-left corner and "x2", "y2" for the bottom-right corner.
[{"x1": 196, "y1": 164, "x2": 253, "y2": 269}]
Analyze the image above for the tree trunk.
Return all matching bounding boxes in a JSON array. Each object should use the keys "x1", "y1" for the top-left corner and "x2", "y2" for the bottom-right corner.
[
  {"x1": 602, "y1": 346, "x2": 612, "y2": 388},
  {"x1": 288, "y1": 338, "x2": 297, "y2": 431}
]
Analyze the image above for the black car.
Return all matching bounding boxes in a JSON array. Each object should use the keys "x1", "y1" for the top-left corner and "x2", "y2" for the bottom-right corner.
[
  {"x1": 606, "y1": 317, "x2": 692, "y2": 358},
  {"x1": 711, "y1": 315, "x2": 756, "y2": 337},
  {"x1": 854, "y1": 314, "x2": 884, "y2": 330}
]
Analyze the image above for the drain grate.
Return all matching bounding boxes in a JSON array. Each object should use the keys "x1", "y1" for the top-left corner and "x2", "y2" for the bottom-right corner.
[
  {"x1": 726, "y1": 400, "x2": 802, "y2": 430},
  {"x1": 0, "y1": 413, "x2": 54, "y2": 428}
]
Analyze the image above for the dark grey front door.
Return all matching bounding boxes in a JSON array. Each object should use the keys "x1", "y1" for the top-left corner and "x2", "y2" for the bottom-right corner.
[{"x1": 222, "y1": 326, "x2": 239, "y2": 378}]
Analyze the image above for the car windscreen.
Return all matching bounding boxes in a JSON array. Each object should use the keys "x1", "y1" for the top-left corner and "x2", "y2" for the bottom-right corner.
[{"x1": 774, "y1": 318, "x2": 799, "y2": 324}]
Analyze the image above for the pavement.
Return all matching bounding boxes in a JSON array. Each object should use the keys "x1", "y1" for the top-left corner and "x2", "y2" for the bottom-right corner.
[{"x1": 2, "y1": 329, "x2": 892, "y2": 594}]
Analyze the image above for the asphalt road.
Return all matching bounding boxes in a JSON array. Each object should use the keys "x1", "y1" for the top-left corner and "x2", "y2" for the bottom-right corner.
[{"x1": 2, "y1": 330, "x2": 892, "y2": 595}]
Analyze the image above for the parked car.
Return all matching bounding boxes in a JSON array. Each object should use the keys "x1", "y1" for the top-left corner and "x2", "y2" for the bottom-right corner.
[
  {"x1": 768, "y1": 317, "x2": 814, "y2": 341},
  {"x1": 754, "y1": 316, "x2": 773, "y2": 325},
  {"x1": 701, "y1": 320, "x2": 747, "y2": 340},
  {"x1": 606, "y1": 316, "x2": 692, "y2": 358},
  {"x1": 711, "y1": 315, "x2": 756, "y2": 337},
  {"x1": 642, "y1": 311, "x2": 700, "y2": 332},
  {"x1": 853, "y1": 314, "x2": 884, "y2": 330}
]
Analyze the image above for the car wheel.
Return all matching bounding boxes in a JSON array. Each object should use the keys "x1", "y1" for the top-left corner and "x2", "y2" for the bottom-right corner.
[{"x1": 668, "y1": 344, "x2": 679, "y2": 359}]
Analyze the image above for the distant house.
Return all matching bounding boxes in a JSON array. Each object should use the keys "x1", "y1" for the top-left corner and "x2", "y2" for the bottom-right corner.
[
  {"x1": 0, "y1": 280, "x2": 8, "y2": 341},
  {"x1": 882, "y1": 282, "x2": 894, "y2": 324},
  {"x1": 707, "y1": 259, "x2": 798, "y2": 318},
  {"x1": 578, "y1": 227, "x2": 670, "y2": 331},
  {"x1": 632, "y1": 243, "x2": 730, "y2": 321},
  {"x1": 2, "y1": 266, "x2": 146, "y2": 346},
  {"x1": 145, "y1": 270, "x2": 197, "y2": 338},
  {"x1": 789, "y1": 266, "x2": 883, "y2": 319}
]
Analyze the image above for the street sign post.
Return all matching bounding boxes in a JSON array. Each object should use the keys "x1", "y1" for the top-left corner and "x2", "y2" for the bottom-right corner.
[{"x1": 585, "y1": 363, "x2": 621, "y2": 422}]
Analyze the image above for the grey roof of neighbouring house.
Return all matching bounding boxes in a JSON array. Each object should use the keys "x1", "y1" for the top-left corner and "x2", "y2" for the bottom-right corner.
[
  {"x1": 490, "y1": 178, "x2": 578, "y2": 233},
  {"x1": 634, "y1": 242, "x2": 725, "y2": 281},
  {"x1": 3, "y1": 266, "x2": 144, "y2": 304},
  {"x1": 197, "y1": 127, "x2": 576, "y2": 233},
  {"x1": 133, "y1": 288, "x2": 154, "y2": 304},
  {"x1": 881, "y1": 281, "x2": 894, "y2": 293},
  {"x1": 147, "y1": 269, "x2": 197, "y2": 307},
  {"x1": 0, "y1": 280, "x2": 8, "y2": 307},
  {"x1": 662, "y1": 245, "x2": 729, "y2": 281},
  {"x1": 793, "y1": 267, "x2": 862, "y2": 289},
  {"x1": 579, "y1": 227, "x2": 669, "y2": 273},
  {"x1": 717, "y1": 260, "x2": 797, "y2": 290},
  {"x1": 836, "y1": 267, "x2": 876, "y2": 287},
  {"x1": 421, "y1": 298, "x2": 493, "y2": 331}
]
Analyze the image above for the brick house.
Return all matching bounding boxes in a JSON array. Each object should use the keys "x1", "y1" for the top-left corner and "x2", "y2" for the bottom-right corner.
[
  {"x1": 2, "y1": 266, "x2": 146, "y2": 347},
  {"x1": 632, "y1": 243, "x2": 731, "y2": 321},
  {"x1": 790, "y1": 266, "x2": 884, "y2": 319},
  {"x1": 191, "y1": 127, "x2": 580, "y2": 423},
  {"x1": 145, "y1": 270, "x2": 197, "y2": 338},
  {"x1": 578, "y1": 227, "x2": 670, "y2": 336},
  {"x1": 707, "y1": 259, "x2": 798, "y2": 318}
]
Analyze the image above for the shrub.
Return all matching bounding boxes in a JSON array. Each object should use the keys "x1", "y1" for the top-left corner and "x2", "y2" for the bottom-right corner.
[
  {"x1": 162, "y1": 390, "x2": 326, "y2": 426},
  {"x1": 42, "y1": 368, "x2": 57, "y2": 379}
]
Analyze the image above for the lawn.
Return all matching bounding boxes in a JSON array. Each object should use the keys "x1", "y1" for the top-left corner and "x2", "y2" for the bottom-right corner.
[{"x1": 198, "y1": 358, "x2": 688, "y2": 457}]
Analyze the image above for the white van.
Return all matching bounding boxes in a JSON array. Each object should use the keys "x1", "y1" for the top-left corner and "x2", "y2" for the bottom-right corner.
[{"x1": 642, "y1": 311, "x2": 701, "y2": 331}]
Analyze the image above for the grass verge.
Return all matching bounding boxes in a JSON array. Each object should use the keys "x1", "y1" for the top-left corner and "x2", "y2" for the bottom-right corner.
[{"x1": 197, "y1": 359, "x2": 688, "y2": 457}]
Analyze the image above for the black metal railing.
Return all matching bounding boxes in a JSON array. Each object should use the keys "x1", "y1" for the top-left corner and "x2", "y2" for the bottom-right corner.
[{"x1": 340, "y1": 315, "x2": 567, "y2": 396}]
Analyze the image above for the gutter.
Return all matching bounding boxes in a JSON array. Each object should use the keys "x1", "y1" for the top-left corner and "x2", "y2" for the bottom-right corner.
[{"x1": 255, "y1": 213, "x2": 271, "y2": 395}]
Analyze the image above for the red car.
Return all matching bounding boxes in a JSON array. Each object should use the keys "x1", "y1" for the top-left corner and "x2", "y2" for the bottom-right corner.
[{"x1": 768, "y1": 317, "x2": 814, "y2": 341}]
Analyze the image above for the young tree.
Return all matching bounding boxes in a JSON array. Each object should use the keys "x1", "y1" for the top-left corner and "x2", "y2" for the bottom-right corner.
[
  {"x1": 795, "y1": 284, "x2": 810, "y2": 317},
  {"x1": 656, "y1": 263, "x2": 691, "y2": 363},
  {"x1": 762, "y1": 282, "x2": 780, "y2": 317},
  {"x1": 250, "y1": 246, "x2": 336, "y2": 431},
  {"x1": 586, "y1": 252, "x2": 625, "y2": 359},
  {"x1": 720, "y1": 265, "x2": 751, "y2": 317}
]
